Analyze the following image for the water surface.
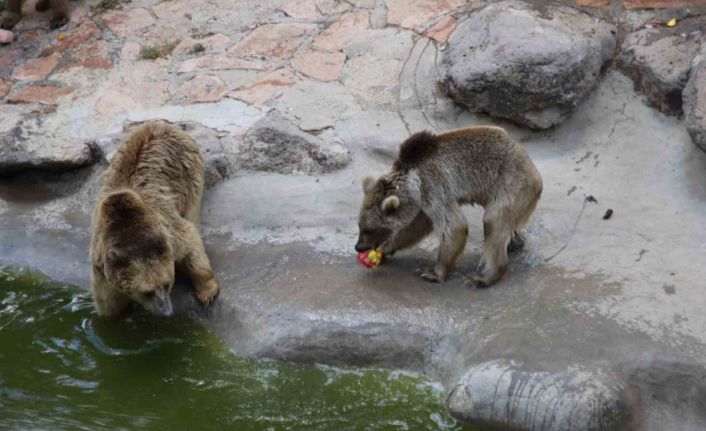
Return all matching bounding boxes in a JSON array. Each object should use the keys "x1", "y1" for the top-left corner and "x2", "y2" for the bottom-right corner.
[{"x1": 0, "y1": 267, "x2": 470, "y2": 430}]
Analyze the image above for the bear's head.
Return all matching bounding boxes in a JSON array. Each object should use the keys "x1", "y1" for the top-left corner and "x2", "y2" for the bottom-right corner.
[
  {"x1": 98, "y1": 190, "x2": 175, "y2": 317},
  {"x1": 355, "y1": 174, "x2": 421, "y2": 253}
]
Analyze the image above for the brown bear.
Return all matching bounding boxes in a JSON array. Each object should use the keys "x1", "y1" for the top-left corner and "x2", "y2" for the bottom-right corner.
[
  {"x1": 0, "y1": 0, "x2": 70, "y2": 30},
  {"x1": 90, "y1": 121, "x2": 219, "y2": 317},
  {"x1": 355, "y1": 126, "x2": 542, "y2": 287}
]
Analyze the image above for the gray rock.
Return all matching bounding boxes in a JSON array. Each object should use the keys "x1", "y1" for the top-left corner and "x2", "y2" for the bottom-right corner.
[
  {"x1": 240, "y1": 112, "x2": 350, "y2": 175},
  {"x1": 618, "y1": 16, "x2": 705, "y2": 115},
  {"x1": 0, "y1": 108, "x2": 99, "y2": 175},
  {"x1": 277, "y1": 80, "x2": 362, "y2": 131},
  {"x1": 684, "y1": 47, "x2": 706, "y2": 153},
  {"x1": 178, "y1": 122, "x2": 233, "y2": 188},
  {"x1": 441, "y1": 0, "x2": 616, "y2": 129},
  {"x1": 334, "y1": 109, "x2": 410, "y2": 159},
  {"x1": 446, "y1": 360, "x2": 630, "y2": 431}
]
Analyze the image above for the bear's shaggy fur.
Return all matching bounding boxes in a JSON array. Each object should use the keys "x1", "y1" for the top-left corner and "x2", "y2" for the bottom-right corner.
[
  {"x1": 356, "y1": 126, "x2": 542, "y2": 287},
  {"x1": 90, "y1": 121, "x2": 219, "y2": 317},
  {"x1": 0, "y1": 0, "x2": 69, "y2": 30}
]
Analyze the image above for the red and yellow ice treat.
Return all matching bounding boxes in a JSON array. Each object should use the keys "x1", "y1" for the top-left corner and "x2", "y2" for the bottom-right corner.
[{"x1": 357, "y1": 249, "x2": 383, "y2": 268}]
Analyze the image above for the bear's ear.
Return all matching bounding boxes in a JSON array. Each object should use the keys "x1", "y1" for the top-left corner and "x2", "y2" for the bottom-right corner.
[
  {"x1": 381, "y1": 195, "x2": 400, "y2": 214},
  {"x1": 362, "y1": 176, "x2": 375, "y2": 193}
]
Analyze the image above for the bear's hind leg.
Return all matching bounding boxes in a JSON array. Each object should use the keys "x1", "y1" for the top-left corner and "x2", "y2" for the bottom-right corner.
[{"x1": 471, "y1": 204, "x2": 514, "y2": 288}]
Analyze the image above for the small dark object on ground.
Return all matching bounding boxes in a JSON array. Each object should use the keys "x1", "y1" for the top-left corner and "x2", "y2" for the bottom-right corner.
[
  {"x1": 603, "y1": 209, "x2": 613, "y2": 220},
  {"x1": 585, "y1": 193, "x2": 598, "y2": 203},
  {"x1": 190, "y1": 43, "x2": 205, "y2": 54}
]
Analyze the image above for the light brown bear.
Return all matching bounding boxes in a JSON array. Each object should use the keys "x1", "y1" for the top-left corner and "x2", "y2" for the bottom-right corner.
[
  {"x1": 90, "y1": 121, "x2": 219, "y2": 317},
  {"x1": 355, "y1": 127, "x2": 542, "y2": 287}
]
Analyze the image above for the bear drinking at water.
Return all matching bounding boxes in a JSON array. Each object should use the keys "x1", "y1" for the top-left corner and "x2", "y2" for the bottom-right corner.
[
  {"x1": 355, "y1": 127, "x2": 542, "y2": 287},
  {"x1": 90, "y1": 121, "x2": 219, "y2": 317}
]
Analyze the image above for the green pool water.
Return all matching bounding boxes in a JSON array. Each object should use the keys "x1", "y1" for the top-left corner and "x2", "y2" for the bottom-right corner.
[{"x1": 0, "y1": 267, "x2": 470, "y2": 430}]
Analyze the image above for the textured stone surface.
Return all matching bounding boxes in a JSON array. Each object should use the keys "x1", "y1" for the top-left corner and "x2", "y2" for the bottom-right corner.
[
  {"x1": 618, "y1": 16, "x2": 706, "y2": 115},
  {"x1": 385, "y1": 0, "x2": 464, "y2": 29},
  {"x1": 277, "y1": 80, "x2": 361, "y2": 130},
  {"x1": 178, "y1": 121, "x2": 233, "y2": 187},
  {"x1": 173, "y1": 34, "x2": 232, "y2": 55},
  {"x1": 342, "y1": 27, "x2": 414, "y2": 60},
  {"x1": 240, "y1": 111, "x2": 350, "y2": 175},
  {"x1": 317, "y1": 0, "x2": 352, "y2": 15},
  {"x1": 228, "y1": 68, "x2": 297, "y2": 107},
  {"x1": 292, "y1": 51, "x2": 346, "y2": 82},
  {"x1": 624, "y1": 0, "x2": 706, "y2": 8},
  {"x1": 124, "y1": 99, "x2": 265, "y2": 135},
  {"x1": 7, "y1": 84, "x2": 72, "y2": 105},
  {"x1": 423, "y1": 16, "x2": 457, "y2": 43},
  {"x1": 227, "y1": 23, "x2": 316, "y2": 58},
  {"x1": 178, "y1": 55, "x2": 266, "y2": 73},
  {"x1": 120, "y1": 42, "x2": 142, "y2": 61},
  {"x1": 281, "y1": 0, "x2": 325, "y2": 20},
  {"x1": 577, "y1": 0, "x2": 610, "y2": 9},
  {"x1": 12, "y1": 53, "x2": 62, "y2": 81},
  {"x1": 174, "y1": 75, "x2": 227, "y2": 104},
  {"x1": 333, "y1": 109, "x2": 410, "y2": 158},
  {"x1": 311, "y1": 12, "x2": 370, "y2": 52},
  {"x1": 0, "y1": 79, "x2": 11, "y2": 98},
  {"x1": 684, "y1": 48, "x2": 706, "y2": 152},
  {"x1": 42, "y1": 21, "x2": 101, "y2": 55},
  {"x1": 0, "y1": 109, "x2": 98, "y2": 174},
  {"x1": 95, "y1": 62, "x2": 170, "y2": 116},
  {"x1": 441, "y1": 0, "x2": 616, "y2": 129},
  {"x1": 342, "y1": 54, "x2": 403, "y2": 105},
  {"x1": 446, "y1": 361, "x2": 630, "y2": 431},
  {"x1": 0, "y1": 49, "x2": 23, "y2": 71},
  {"x1": 65, "y1": 41, "x2": 112, "y2": 70},
  {"x1": 103, "y1": 8, "x2": 156, "y2": 38}
]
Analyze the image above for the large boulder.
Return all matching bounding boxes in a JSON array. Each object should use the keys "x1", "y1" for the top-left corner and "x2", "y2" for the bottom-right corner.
[
  {"x1": 240, "y1": 112, "x2": 350, "y2": 175},
  {"x1": 446, "y1": 360, "x2": 630, "y2": 431},
  {"x1": 441, "y1": 0, "x2": 616, "y2": 129},
  {"x1": 684, "y1": 47, "x2": 706, "y2": 153},
  {"x1": 618, "y1": 16, "x2": 706, "y2": 115}
]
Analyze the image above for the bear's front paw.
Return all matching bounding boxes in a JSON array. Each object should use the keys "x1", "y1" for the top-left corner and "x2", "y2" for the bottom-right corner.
[
  {"x1": 194, "y1": 279, "x2": 220, "y2": 308},
  {"x1": 50, "y1": 14, "x2": 69, "y2": 30},
  {"x1": 35, "y1": 0, "x2": 50, "y2": 12},
  {"x1": 416, "y1": 267, "x2": 445, "y2": 283},
  {"x1": 0, "y1": 12, "x2": 20, "y2": 30},
  {"x1": 469, "y1": 273, "x2": 493, "y2": 288}
]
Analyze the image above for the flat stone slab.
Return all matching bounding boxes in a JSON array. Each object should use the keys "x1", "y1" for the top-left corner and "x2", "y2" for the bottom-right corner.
[
  {"x1": 441, "y1": 0, "x2": 616, "y2": 129},
  {"x1": 0, "y1": 108, "x2": 98, "y2": 174}
]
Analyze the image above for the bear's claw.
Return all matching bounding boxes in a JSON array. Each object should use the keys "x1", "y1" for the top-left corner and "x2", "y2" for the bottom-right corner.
[{"x1": 194, "y1": 280, "x2": 220, "y2": 308}]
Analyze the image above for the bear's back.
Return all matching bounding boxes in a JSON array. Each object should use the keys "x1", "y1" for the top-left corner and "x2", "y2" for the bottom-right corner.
[{"x1": 101, "y1": 121, "x2": 204, "y2": 218}]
